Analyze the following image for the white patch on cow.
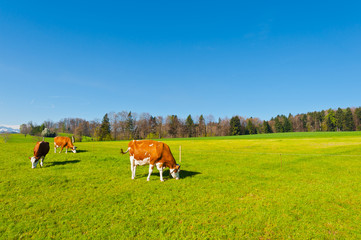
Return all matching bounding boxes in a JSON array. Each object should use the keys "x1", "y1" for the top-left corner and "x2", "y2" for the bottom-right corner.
[
  {"x1": 30, "y1": 157, "x2": 38, "y2": 168},
  {"x1": 72, "y1": 146, "x2": 77, "y2": 153},
  {"x1": 149, "y1": 144, "x2": 153, "y2": 147},
  {"x1": 134, "y1": 157, "x2": 150, "y2": 166},
  {"x1": 145, "y1": 152, "x2": 147, "y2": 156},
  {"x1": 155, "y1": 162, "x2": 164, "y2": 170}
]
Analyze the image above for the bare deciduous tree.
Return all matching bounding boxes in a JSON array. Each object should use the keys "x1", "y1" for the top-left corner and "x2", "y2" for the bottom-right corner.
[{"x1": 0, "y1": 132, "x2": 11, "y2": 143}]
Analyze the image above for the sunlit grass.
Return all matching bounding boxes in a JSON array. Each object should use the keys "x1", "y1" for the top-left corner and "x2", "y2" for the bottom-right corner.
[{"x1": 1, "y1": 132, "x2": 361, "y2": 238}]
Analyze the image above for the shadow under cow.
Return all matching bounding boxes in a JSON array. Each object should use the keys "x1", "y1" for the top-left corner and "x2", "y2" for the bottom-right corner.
[
  {"x1": 75, "y1": 149, "x2": 88, "y2": 153},
  {"x1": 46, "y1": 160, "x2": 81, "y2": 167},
  {"x1": 178, "y1": 170, "x2": 201, "y2": 178},
  {"x1": 140, "y1": 169, "x2": 201, "y2": 180}
]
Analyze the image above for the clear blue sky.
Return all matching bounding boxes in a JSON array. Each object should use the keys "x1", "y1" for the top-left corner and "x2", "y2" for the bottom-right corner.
[{"x1": 1, "y1": 1, "x2": 361, "y2": 128}]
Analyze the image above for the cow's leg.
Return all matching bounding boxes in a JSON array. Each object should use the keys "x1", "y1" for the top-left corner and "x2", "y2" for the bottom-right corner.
[
  {"x1": 147, "y1": 164, "x2": 154, "y2": 181},
  {"x1": 156, "y1": 163, "x2": 164, "y2": 182},
  {"x1": 65, "y1": 147, "x2": 68, "y2": 154},
  {"x1": 133, "y1": 165, "x2": 137, "y2": 179},
  {"x1": 54, "y1": 144, "x2": 57, "y2": 153},
  {"x1": 130, "y1": 156, "x2": 136, "y2": 179},
  {"x1": 40, "y1": 156, "x2": 44, "y2": 167},
  {"x1": 130, "y1": 158, "x2": 133, "y2": 179},
  {"x1": 60, "y1": 146, "x2": 63, "y2": 153},
  {"x1": 159, "y1": 168, "x2": 164, "y2": 182}
]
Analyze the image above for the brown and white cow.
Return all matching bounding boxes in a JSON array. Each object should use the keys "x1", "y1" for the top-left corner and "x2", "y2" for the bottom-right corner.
[
  {"x1": 54, "y1": 136, "x2": 76, "y2": 153},
  {"x1": 121, "y1": 140, "x2": 180, "y2": 181},
  {"x1": 29, "y1": 141, "x2": 50, "y2": 168}
]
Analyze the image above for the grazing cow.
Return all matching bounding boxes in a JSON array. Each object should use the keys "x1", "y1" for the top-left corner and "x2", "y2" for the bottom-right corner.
[
  {"x1": 29, "y1": 141, "x2": 50, "y2": 168},
  {"x1": 121, "y1": 140, "x2": 180, "y2": 181},
  {"x1": 54, "y1": 136, "x2": 76, "y2": 153}
]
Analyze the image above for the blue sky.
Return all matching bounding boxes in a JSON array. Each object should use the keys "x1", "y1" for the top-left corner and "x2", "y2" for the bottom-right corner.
[{"x1": 1, "y1": 1, "x2": 361, "y2": 128}]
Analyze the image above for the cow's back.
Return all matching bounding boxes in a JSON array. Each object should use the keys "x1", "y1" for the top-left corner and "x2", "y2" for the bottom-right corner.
[
  {"x1": 34, "y1": 141, "x2": 50, "y2": 159},
  {"x1": 128, "y1": 140, "x2": 164, "y2": 161},
  {"x1": 54, "y1": 136, "x2": 71, "y2": 146}
]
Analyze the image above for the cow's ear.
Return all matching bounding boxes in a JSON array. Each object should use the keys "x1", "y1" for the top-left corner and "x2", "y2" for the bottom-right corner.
[{"x1": 176, "y1": 165, "x2": 180, "y2": 170}]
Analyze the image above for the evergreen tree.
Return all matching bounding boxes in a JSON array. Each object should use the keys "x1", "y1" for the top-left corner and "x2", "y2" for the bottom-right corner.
[
  {"x1": 168, "y1": 115, "x2": 180, "y2": 138},
  {"x1": 343, "y1": 107, "x2": 355, "y2": 131},
  {"x1": 30, "y1": 123, "x2": 44, "y2": 136},
  {"x1": 262, "y1": 121, "x2": 272, "y2": 133},
  {"x1": 148, "y1": 116, "x2": 158, "y2": 137},
  {"x1": 283, "y1": 114, "x2": 293, "y2": 132},
  {"x1": 230, "y1": 116, "x2": 241, "y2": 135},
  {"x1": 307, "y1": 111, "x2": 324, "y2": 131},
  {"x1": 355, "y1": 107, "x2": 361, "y2": 130},
  {"x1": 100, "y1": 113, "x2": 111, "y2": 140},
  {"x1": 198, "y1": 115, "x2": 206, "y2": 137},
  {"x1": 335, "y1": 108, "x2": 344, "y2": 131},
  {"x1": 275, "y1": 116, "x2": 283, "y2": 133},
  {"x1": 325, "y1": 109, "x2": 336, "y2": 131},
  {"x1": 126, "y1": 112, "x2": 135, "y2": 139},
  {"x1": 185, "y1": 115, "x2": 195, "y2": 137},
  {"x1": 246, "y1": 119, "x2": 256, "y2": 134}
]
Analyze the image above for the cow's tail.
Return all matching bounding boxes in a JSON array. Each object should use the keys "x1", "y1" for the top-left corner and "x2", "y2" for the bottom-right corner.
[{"x1": 121, "y1": 147, "x2": 130, "y2": 154}]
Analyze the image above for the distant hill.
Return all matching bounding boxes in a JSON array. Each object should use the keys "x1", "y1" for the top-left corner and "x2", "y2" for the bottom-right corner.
[{"x1": 0, "y1": 126, "x2": 20, "y2": 133}]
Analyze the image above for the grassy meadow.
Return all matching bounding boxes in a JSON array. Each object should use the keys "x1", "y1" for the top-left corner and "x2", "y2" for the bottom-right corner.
[{"x1": 1, "y1": 132, "x2": 361, "y2": 239}]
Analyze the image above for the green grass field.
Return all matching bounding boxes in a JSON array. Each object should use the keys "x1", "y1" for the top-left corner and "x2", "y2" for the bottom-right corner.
[{"x1": 1, "y1": 132, "x2": 361, "y2": 239}]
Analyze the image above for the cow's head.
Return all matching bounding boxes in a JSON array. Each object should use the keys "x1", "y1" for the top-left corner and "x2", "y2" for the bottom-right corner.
[
  {"x1": 29, "y1": 156, "x2": 38, "y2": 169},
  {"x1": 170, "y1": 164, "x2": 180, "y2": 180},
  {"x1": 72, "y1": 146, "x2": 77, "y2": 153}
]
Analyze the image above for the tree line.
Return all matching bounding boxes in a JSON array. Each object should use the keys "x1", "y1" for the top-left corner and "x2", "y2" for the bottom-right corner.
[{"x1": 20, "y1": 107, "x2": 361, "y2": 141}]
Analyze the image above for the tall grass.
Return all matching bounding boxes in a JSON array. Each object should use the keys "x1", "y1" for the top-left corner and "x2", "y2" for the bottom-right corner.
[{"x1": 1, "y1": 132, "x2": 361, "y2": 239}]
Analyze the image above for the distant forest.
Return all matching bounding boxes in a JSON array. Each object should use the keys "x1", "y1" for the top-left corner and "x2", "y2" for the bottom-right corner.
[{"x1": 20, "y1": 107, "x2": 361, "y2": 141}]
